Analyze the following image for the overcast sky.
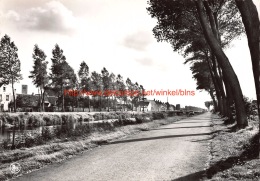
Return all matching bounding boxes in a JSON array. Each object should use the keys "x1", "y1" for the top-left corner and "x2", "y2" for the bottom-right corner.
[{"x1": 0, "y1": 0, "x2": 259, "y2": 109}]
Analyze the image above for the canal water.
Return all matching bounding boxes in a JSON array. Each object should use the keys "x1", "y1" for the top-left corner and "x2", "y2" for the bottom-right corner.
[
  {"x1": 0, "y1": 126, "x2": 49, "y2": 143},
  {"x1": 0, "y1": 123, "x2": 79, "y2": 144}
]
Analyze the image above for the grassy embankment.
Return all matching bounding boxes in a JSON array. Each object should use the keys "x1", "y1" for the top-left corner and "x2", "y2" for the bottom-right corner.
[
  {"x1": 205, "y1": 114, "x2": 259, "y2": 181},
  {"x1": 0, "y1": 111, "x2": 187, "y2": 181}
]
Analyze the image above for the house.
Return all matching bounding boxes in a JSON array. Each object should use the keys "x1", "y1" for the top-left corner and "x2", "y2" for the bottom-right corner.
[
  {"x1": 0, "y1": 85, "x2": 15, "y2": 111},
  {"x1": 136, "y1": 100, "x2": 168, "y2": 112},
  {"x1": 137, "y1": 101, "x2": 150, "y2": 111}
]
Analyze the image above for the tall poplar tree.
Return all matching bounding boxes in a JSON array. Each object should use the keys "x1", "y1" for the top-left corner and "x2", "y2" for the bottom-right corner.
[
  {"x1": 29, "y1": 44, "x2": 48, "y2": 111},
  {"x1": 0, "y1": 34, "x2": 22, "y2": 112}
]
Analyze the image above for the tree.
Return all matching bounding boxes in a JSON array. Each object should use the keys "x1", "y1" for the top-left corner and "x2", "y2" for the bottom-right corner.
[
  {"x1": 91, "y1": 71, "x2": 103, "y2": 111},
  {"x1": 109, "y1": 73, "x2": 117, "y2": 111},
  {"x1": 0, "y1": 34, "x2": 22, "y2": 112},
  {"x1": 139, "y1": 84, "x2": 145, "y2": 112},
  {"x1": 78, "y1": 61, "x2": 92, "y2": 112},
  {"x1": 49, "y1": 44, "x2": 76, "y2": 112},
  {"x1": 29, "y1": 45, "x2": 48, "y2": 112},
  {"x1": 126, "y1": 78, "x2": 135, "y2": 110},
  {"x1": 190, "y1": 61, "x2": 217, "y2": 111},
  {"x1": 101, "y1": 67, "x2": 111, "y2": 111},
  {"x1": 147, "y1": 0, "x2": 248, "y2": 128},
  {"x1": 132, "y1": 82, "x2": 141, "y2": 110},
  {"x1": 116, "y1": 74, "x2": 126, "y2": 111},
  {"x1": 195, "y1": 0, "x2": 247, "y2": 128},
  {"x1": 234, "y1": 0, "x2": 260, "y2": 156},
  {"x1": 205, "y1": 101, "x2": 213, "y2": 111}
]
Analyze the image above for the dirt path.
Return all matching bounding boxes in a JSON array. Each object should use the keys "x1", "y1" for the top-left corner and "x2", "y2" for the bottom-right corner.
[{"x1": 14, "y1": 112, "x2": 213, "y2": 181}]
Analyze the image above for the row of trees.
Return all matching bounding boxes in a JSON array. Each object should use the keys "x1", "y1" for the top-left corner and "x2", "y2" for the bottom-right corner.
[
  {"x1": 0, "y1": 37, "x2": 147, "y2": 112},
  {"x1": 147, "y1": 0, "x2": 259, "y2": 130},
  {"x1": 30, "y1": 44, "x2": 146, "y2": 112}
]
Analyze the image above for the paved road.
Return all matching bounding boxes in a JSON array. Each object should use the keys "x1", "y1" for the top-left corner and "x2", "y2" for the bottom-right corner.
[{"x1": 14, "y1": 112, "x2": 213, "y2": 181}]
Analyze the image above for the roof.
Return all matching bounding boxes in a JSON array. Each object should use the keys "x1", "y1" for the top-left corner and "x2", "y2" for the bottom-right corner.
[{"x1": 138, "y1": 101, "x2": 149, "y2": 107}]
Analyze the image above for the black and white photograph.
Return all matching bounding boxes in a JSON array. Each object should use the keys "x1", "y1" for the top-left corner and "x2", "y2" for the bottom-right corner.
[{"x1": 0, "y1": 0, "x2": 260, "y2": 180}]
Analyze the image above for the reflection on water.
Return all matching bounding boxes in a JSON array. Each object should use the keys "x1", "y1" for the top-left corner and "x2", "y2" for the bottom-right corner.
[
  {"x1": 0, "y1": 126, "x2": 44, "y2": 143},
  {"x1": 0, "y1": 123, "x2": 78, "y2": 144}
]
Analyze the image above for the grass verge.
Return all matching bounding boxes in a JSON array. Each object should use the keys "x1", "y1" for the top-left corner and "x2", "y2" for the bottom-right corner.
[
  {"x1": 205, "y1": 114, "x2": 259, "y2": 181},
  {"x1": 0, "y1": 115, "x2": 186, "y2": 181}
]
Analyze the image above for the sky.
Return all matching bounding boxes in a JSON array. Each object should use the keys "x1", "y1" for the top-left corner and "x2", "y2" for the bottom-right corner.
[{"x1": 0, "y1": 0, "x2": 259, "y2": 109}]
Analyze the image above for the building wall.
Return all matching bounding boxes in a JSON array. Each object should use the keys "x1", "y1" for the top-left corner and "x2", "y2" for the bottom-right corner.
[{"x1": 0, "y1": 85, "x2": 14, "y2": 111}]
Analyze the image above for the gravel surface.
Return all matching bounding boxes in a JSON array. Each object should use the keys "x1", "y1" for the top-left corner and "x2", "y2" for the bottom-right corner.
[{"x1": 13, "y1": 112, "x2": 213, "y2": 181}]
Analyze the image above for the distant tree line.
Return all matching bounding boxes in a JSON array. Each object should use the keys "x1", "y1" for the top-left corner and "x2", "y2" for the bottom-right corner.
[{"x1": 0, "y1": 36, "x2": 147, "y2": 112}]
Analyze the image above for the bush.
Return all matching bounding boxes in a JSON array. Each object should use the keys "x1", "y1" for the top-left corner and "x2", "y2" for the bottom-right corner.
[
  {"x1": 243, "y1": 96, "x2": 257, "y2": 116},
  {"x1": 152, "y1": 112, "x2": 167, "y2": 120},
  {"x1": 42, "y1": 127, "x2": 53, "y2": 141},
  {"x1": 43, "y1": 116, "x2": 51, "y2": 126},
  {"x1": 28, "y1": 115, "x2": 41, "y2": 127},
  {"x1": 34, "y1": 134, "x2": 45, "y2": 145},
  {"x1": 24, "y1": 135, "x2": 35, "y2": 147},
  {"x1": 2, "y1": 139, "x2": 10, "y2": 149},
  {"x1": 93, "y1": 113, "x2": 103, "y2": 121},
  {"x1": 135, "y1": 113, "x2": 153, "y2": 124},
  {"x1": 167, "y1": 111, "x2": 176, "y2": 117}
]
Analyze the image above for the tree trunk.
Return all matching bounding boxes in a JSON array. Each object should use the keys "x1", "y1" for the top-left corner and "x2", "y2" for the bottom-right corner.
[
  {"x1": 211, "y1": 53, "x2": 226, "y2": 116},
  {"x1": 62, "y1": 85, "x2": 64, "y2": 112},
  {"x1": 115, "y1": 96, "x2": 117, "y2": 112},
  {"x1": 107, "y1": 96, "x2": 110, "y2": 112},
  {"x1": 88, "y1": 96, "x2": 90, "y2": 112},
  {"x1": 42, "y1": 90, "x2": 45, "y2": 112},
  {"x1": 225, "y1": 82, "x2": 235, "y2": 124},
  {"x1": 196, "y1": 0, "x2": 248, "y2": 128},
  {"x1": 209, "y1": 88, "x2": 217, "y2": 111},
  {"x1": 235, "y1": 0, "x2": 260, "y2": 155},
  {"x1": 206, "y1": 53, "x2": 222, "y2": 113},
  {"x1": 11, "y1": 78, "x2": 16, "y2": 112}
]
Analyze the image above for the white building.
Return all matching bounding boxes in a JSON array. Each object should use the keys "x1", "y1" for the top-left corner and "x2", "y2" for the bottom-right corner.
[
  {"x1": 137, "y1": 100, "x2": 168, "y2": 112},
  {"x1": 0, "y1": 84, "x2": 15, "y2": 111}
]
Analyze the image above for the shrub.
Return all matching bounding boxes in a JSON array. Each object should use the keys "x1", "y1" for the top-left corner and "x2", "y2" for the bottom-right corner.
[
  {"x1": 27, "y1": 115, "x2": 41, "y2": 127},
  {"x1": 43, "y1": 116, "x2": 51, "y2": 126},
  {"x1": 93, "y1": 113, "x2": 103, "y2": 121},
  {"x1": 42, "y1": 127, "x2": 53, "y2": 141},
  {"x1": 167, "y1": 111, "x2": 175, "y2": 117},
  {"x1": 2, "y1": 139, "x2": 10, "y2": 149},
  {"x1": 135, "y1": 114, "x2": 145, "y2": 124},
  {"x1": 34, "y1": 134, "x2": 45, "y2": 145},
  {"x1": 243, "y1": 96, "x2": 256, "y2": 116},
  {"x1": 152, "y1": 112, "x2": 167, "y2": 120},
  {"x1": 24, "y1": 135, "x2": 35, "y2": 147}
]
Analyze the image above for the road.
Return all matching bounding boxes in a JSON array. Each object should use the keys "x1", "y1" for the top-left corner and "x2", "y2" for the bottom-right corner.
[{"x1": 14, "y1": 112, "x2": 213, "y2": 181}]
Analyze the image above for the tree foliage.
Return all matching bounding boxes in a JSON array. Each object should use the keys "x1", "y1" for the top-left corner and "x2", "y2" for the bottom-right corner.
[
  {"x1": 29, "y1": 44, "x2": 48, "y2": 111},
  {"x1": 0, "y1": 34, "x2": 22, "y2": 112}
]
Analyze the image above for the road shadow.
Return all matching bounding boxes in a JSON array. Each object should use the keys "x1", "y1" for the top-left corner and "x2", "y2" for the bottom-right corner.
[
  {"x1": 151, "y1": 126, "x2": 211, "y2": 131},
  {"x1": 172, "y1": 122, "x2": 206, "y2": 124},
  {"x1": 171, "y1": 170, "x2": 206, "y2": 181},
  {"x1": 109, "y1": 132, "x2": 214, "y2": 145},
  {"x1": 185, "y1": 118, "x2": 212, "y2": 120},
  {"x1": 190, "y1": 137, "x2": 213, "y2": 142}
]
